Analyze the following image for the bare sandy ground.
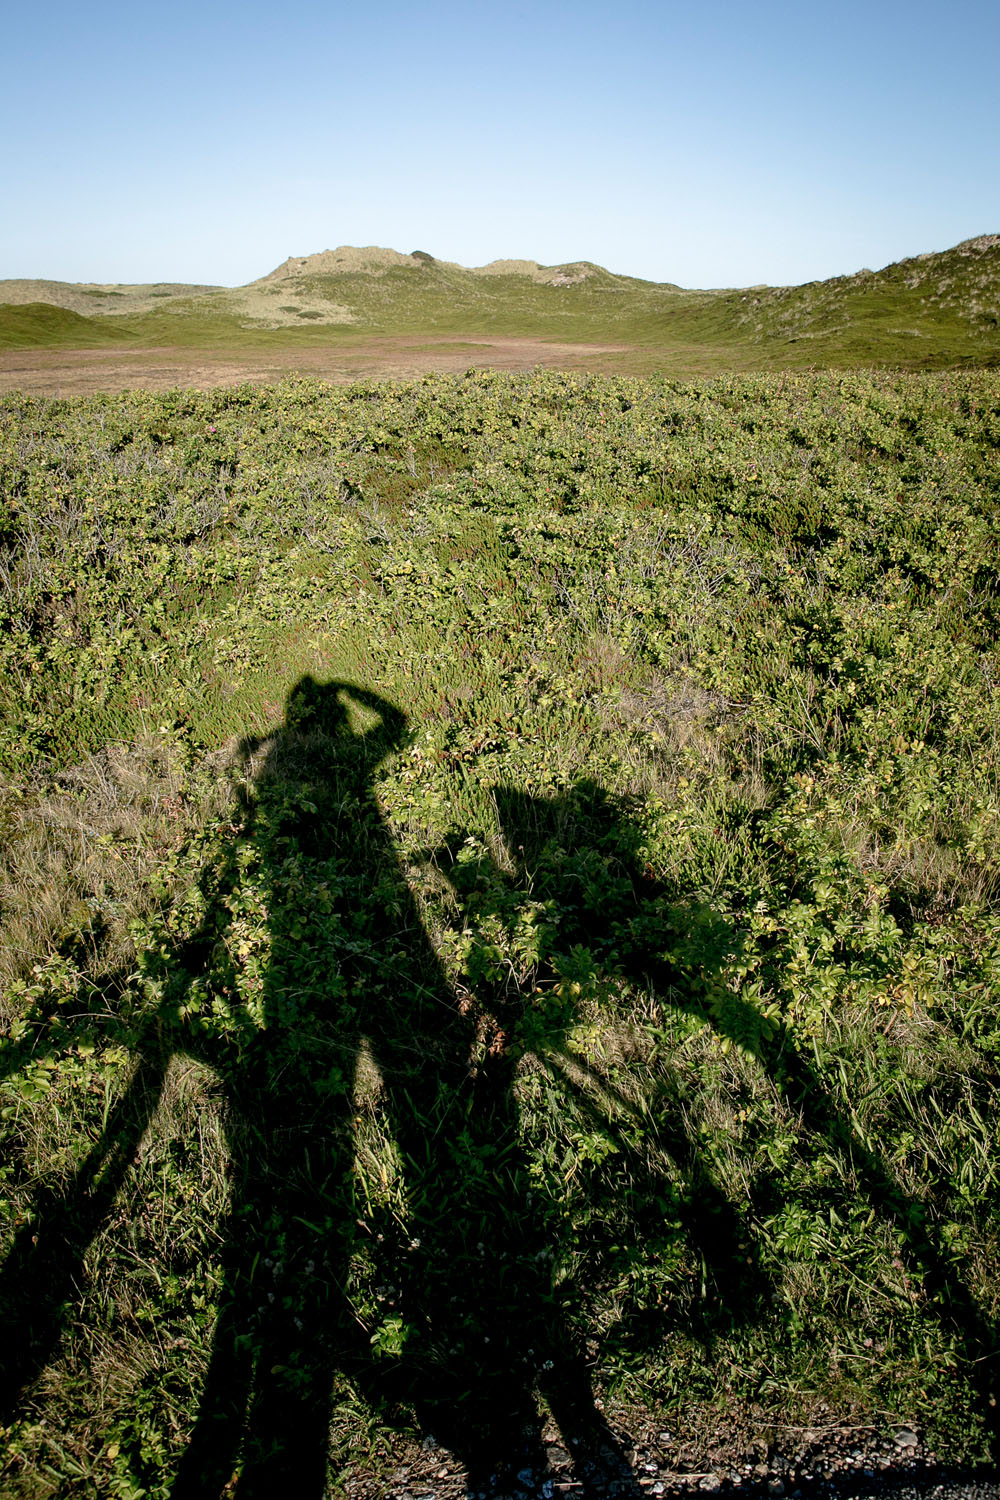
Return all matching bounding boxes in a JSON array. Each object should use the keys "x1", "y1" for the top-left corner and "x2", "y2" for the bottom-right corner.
[{"x1": 0, "y1": 335, "x2": 634, "y2": 397}]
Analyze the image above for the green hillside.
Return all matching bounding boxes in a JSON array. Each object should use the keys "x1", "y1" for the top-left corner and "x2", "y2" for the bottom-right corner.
[
  {"x1": 0, "y1": 302, "x2": 136, "y2": 350},
  {"x1": 3, "y1": 235, "x2": 999, "y2": 371},
  {"x1": 718, "y1": 233, "x2": 1000, "y2": 368}
]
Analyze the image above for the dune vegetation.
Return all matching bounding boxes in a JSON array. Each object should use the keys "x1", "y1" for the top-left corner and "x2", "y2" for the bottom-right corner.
[{"x1": 1, "y1": 366, "x2": 998, "y2": 1496}]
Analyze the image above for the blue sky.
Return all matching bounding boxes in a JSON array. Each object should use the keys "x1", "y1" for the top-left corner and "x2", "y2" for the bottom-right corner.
[{"x1": 3, "y1": 0, "x2": 998, "y2": 288}]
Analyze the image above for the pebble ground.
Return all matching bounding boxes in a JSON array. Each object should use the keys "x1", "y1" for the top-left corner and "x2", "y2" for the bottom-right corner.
[{"x1": 341, "y1": 1419, "x2": 999, "y2": 1500}]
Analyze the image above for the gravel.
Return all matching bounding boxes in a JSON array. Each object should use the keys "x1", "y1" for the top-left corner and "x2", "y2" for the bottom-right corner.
[{"x1": 341, "y1": 1415, "x2": 999, "y2": 1500}]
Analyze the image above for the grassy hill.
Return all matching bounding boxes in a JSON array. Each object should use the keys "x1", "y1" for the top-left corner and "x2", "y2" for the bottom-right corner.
[
  {"x1": 720, "y1": 233, "x2": 1000, "y2": 368},
  {"x1": 0, "y1": 302, "x2": 137, "y2": 349},
  {"x1": 2, "y1": 236, "x2": 999, "y2": 371}
]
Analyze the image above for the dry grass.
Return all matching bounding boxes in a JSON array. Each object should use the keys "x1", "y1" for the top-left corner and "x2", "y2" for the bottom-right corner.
[
  {"x1": 0, "y1": 279, "x2": 223, "y2": 316},
  {"x1": 0, "y1": 738, "x2": 233, "y2": 1001}
]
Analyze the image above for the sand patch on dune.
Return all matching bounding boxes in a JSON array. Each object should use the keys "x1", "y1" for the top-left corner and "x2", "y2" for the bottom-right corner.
[{"x1": 215, "y1": 284, "x2": 356, "y2": 328}]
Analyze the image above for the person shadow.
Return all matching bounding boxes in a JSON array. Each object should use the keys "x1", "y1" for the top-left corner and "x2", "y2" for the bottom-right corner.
[
  {"x1": 168, "y1": 677, "x2": 644, "y2": 1497},
  {"x1": 0, "y1": 678, "x2": 645, "y2": 1498}
]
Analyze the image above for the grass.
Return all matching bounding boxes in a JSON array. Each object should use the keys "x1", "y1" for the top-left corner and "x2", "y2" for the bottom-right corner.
[
  {"x1": 0, "y1": 368, "x2": 999, "y2": 1496},
  {"x1": 0, "y1": 303, "x2": 137, "y2": 350}
]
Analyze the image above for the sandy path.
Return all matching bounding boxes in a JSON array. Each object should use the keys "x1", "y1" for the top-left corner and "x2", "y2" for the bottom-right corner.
[{"x1": 0, "y1": 335, "x2": 632, "y2": 397}]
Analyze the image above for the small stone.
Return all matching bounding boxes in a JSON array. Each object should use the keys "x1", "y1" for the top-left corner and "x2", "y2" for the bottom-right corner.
[
  {"x1": 699, "y1": 1475, "x2": 722, "y2": 1492},
  {"x1": 894, "y1": 1429, "x2": 919, "y2": 1449},
  {"x1": 421, "y1": 1434, "x2": 438, "y2": 1451},
  {"x1": 659, "y1": 1432, "x2": 674, "y2": 1444}
]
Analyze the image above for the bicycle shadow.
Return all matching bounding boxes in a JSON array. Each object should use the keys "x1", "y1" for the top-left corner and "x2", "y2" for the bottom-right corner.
[{"x1": 489, "y1": 779, "x2": 999, "y2": 1466}]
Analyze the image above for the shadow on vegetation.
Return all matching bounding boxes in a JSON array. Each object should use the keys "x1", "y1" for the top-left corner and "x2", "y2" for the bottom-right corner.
[{"x1": 0, "y1": 679, "x2": 996, "y2": 1495}]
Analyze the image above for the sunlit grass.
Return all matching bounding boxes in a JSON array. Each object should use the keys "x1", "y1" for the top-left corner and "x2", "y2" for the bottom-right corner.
[{"x1": 1, "y1": 368, "x2": 998, "y2": 1495}]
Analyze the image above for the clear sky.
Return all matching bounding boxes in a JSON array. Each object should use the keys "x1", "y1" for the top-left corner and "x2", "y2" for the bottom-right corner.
[{"x1": 3, "y1": 0, "x2": 998, "y2": 289}]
